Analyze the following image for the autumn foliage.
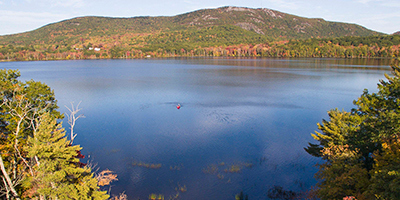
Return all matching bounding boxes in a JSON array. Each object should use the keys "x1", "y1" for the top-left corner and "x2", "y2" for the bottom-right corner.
[
  {"x1": 0, "y1": 69, "x2": 116, "y2": 199},
  {"x1": 306, "y1": 58, "x2": 400, "y2": 199}
]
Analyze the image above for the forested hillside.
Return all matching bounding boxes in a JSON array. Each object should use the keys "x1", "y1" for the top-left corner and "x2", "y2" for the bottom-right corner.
[{"x1": 0, "y1": 6, "x2": 395, "y2": 61}]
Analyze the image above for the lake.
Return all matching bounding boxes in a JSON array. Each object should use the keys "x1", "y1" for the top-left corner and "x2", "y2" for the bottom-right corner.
[{"x1": 0, "y1": 58, "x2": 392, "y2": 199}]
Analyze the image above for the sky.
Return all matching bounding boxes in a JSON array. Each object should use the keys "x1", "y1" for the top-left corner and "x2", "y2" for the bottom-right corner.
[{"x1": 0, "y1": 0, "x2": 399, "y2": 36}]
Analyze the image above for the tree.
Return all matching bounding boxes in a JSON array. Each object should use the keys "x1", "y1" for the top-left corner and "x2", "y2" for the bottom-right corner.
[
  {"x1": 0, "y1": 69, "x2": 61, "y2": 199},
  {"x1": 25, "y1": 113, "x2": 108, "y2": 199},
  {"x1": 0, "y1": 69, "x2": 111, "y2": 199},
  {"x1": 314, "y1": 145, "x2": 370, "y2": 199},
  {"x1": 369, "y1": 137, "x2": 400, "y2": 199},
  {"x1": 305, "y1": 58, "x2": 400, "y2": 199}
]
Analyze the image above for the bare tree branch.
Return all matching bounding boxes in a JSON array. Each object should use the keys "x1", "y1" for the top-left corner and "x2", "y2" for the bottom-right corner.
[
  {"x1": 65, "y1": 101, "x2": 85, "y2": 144},
  {"x1": 0, "y1": 154, "x2": 20, "y2": 200}
]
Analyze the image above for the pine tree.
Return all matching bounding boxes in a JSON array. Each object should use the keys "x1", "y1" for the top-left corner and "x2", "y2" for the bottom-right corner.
[
  {"x1": 0, "y1": 69, "x2": 111, "y2": 199},
  {"x1": 25, "y1": 113, "x2": 109, "y2": 200},
  {"x1": 0, "y1": 69, "x2": 61, "y2": 199},
  {"x1": 305, "y1": 58, "x2": 400, "y2": 199},
  {"x1": 369, "y1": 137, "x2": 400, "y2": 199}
]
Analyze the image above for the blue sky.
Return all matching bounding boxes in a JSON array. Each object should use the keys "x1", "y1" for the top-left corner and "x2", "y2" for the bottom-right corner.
[{"x1": 0, "y1": 0, "x2": 399, "y2": 36}]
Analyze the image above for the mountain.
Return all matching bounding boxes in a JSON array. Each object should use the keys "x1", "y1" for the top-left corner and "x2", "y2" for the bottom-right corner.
[
  {"x1": 0, "y1": 6, "x2": 382, "y2": 46},
  {"x1": 1, "y1": 6, "x2": 393, "y2": 61}
]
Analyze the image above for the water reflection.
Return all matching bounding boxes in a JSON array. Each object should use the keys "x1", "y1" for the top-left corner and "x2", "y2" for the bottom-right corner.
[
  {"x1": 161, "y1": 57, "x2": 391, "y2": 70},
  {"x1": 0, "y1": 58, "x2": 391, "y2": 199}
]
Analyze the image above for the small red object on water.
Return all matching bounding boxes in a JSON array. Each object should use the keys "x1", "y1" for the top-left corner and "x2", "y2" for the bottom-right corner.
[{"x1": 177, "y1": 104, "x2": 181, "y2": 109}]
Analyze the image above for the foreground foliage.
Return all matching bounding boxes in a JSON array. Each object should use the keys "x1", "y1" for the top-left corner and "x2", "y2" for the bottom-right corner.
[
  {"x1": 306, "y1": 58, "x2": 400, "y2": 199},
  {"x1": 0, "y1": 69, "x2": 109, "y2": 199}
]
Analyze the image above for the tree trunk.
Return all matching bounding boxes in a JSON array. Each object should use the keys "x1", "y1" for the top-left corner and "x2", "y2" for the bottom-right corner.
[
  {"x1": 2, "y1": 177, "x2": 10, "y2": 199},
  {"x1": 0, "y1": 154, "x2": 21, "y2": 200}
]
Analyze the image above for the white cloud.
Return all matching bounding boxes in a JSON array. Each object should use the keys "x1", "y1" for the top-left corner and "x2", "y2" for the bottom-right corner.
[
  {"x1": 51, "y1": 0, "x2": 85, "y2": 8},
  {"x1": 356, "y1": 0, "x2": 375, "y2": 3},
  {"x1": 382, "y1": 1, "x2": 400, "y2": 8},
  {"x1": 353, "y1": 12, "x2": 400, "y2": 25},
  {"x1": 352, "y1": 12, "x2": 400, "y2": 33},
  {"x1": 355, "y1": 0, "x2": 387, "y2": 4},
  {"x1": 0, "y1": 10, "x2": 68, "y2": 23},
  {"x1": 182, "y1": 0, "x2": 197, "y2": 5},
  {"x1": 355, "y1": 0, "x2": 400, "y2": 7},
  {"x1": 25, "y1": 0, "x2": 86, "y2": 8},
  {"x1": 264, "y1": 0, "x2": 299, "y2": 10},
  {"x1": 0, "y1": 10, "x2": 71, "y2": 34}
]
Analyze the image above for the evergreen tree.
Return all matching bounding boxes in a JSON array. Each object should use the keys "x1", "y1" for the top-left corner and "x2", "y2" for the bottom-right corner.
[
  {"x1": 305, "y1": 58, "x2": 400, "y2": 199},
  {"x1": 0, "y1": 69, "x2": 111, "y2": 199},
  {"x1": 369, "y1": 137, "x2": 400, "y2": 199},
  {"x1": 0, "y1": 69, "x2": 61, "y2": 199},
  {"x1": 25, "y1": 113, "x2": 108, "y2": 200}
]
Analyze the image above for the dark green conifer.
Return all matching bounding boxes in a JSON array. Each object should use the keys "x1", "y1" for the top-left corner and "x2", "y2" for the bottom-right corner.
[{"x1": 306, "y1": 58, "x2": 400, "y2": 199}]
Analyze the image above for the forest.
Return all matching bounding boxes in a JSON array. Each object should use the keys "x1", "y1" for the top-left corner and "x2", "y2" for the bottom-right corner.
[
  {"x1": 0, "y1": 34, "x2": 399, "y2": 61},
  {"x1": 0, "y1": 6, "x2": 390, "y2": 62}
]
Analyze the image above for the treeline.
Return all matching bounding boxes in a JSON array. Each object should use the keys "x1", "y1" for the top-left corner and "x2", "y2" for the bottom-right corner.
[{"x1": 1, "y1": 34, "x2": 399, "y2": 61}]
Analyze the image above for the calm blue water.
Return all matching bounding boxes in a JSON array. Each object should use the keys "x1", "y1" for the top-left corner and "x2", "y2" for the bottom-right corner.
[{"x1": 0, "y1": 58, "x2": 391, "y2": 199}]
